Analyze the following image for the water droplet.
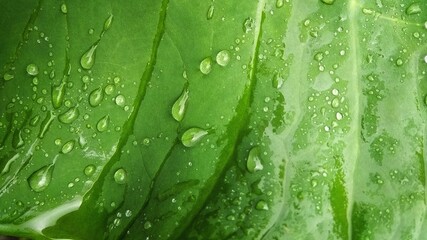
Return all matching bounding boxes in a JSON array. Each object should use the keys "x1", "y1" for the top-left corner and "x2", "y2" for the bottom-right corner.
[
  {"x1": 331, "y1": 98, "x2": 339, "y2": 108},
  {"x1": 272, "y1": 73, "x2": 284, "y2": 89},
  {"x1": 181, "y1": 128, "x2": 208, "y2": 147},
  {"x1": 320, "y1": 0, "x2": 335, "y2": 5},
  {"x1": 96, "y1": 115, "x2": 110, "y2": 132},
  {"x1": 114, "y1": 168, "x2": 127, "y2": 184},
  {"x1": 172, "y1": 86, "x2": 189, "y2": 122},
  {"x1": 144, "y1": 221, "x2": 152, "y2": 229},
  {"x1": 1, "y1": 153, "x2": 21, "y2": 176},
  {"x1": 216, "y1": 50, "x2": 231, "y2": 67},
  {"x1": 12, "y1": 130, "x2": 25, "y2": 149},
  {"x1": 255, "y1": 200, "x2": 269, "y2": 210},
  {"x1": 115, "y1": 94, "x2": 125, "y2": 107},
  {"x1": 89, "y1": 87, "x2": 104, "y2": 107},
  {"x1": 247, "y1": 147, "x2": 263, "y2": 173},
  {"x1": 314, "y1": 52, "x2": 324, "y2": 61},
  {"x1": 125, "y1": 210, "x2": 132, "y2": 217},
  {"x1": 424, "y1": 55, "x2": 427, "y2": 64},
  {"x1": 406, "y1": 3, "x2": 421, "y2": 15},
  {"x1": 80, "y1": 42, "x2": 99, "y2": 70},
  {"x1": 60, "y1": 3, "x2": 67, "y2": 14},
  {"x1": 336, "y1": 112, "x2": 343, "y2": 120},
  {"x1": 61, "y1": 140, "x2": 75, "y2": 154},
  {"x1": 51, "y1": 82, "x2": 66, "y2": 109},
  {"x1": 3, "y1": 73, "x2": 14, "y2": 81},
  {"x1": 38, "y1": 111, "x2": 55, "y2": 138},
  {"x1": 207, "y1": 5, "x2": 214, "y2": 20},
  {"x1": 30, "y1": 115, "x2": 40, "y2": 126},
  {"x1": 26, "y1": 64, "x2": 39, "y2": 76},
  {"x1": 84, "y1": 165, "x2": 96, "y2": 176},
  {"x1": 28, "y1": 163, "x2": 54, "y2": 192},
  {"x1": 104, "y1": 14, "x2": 114, "y2": 31},
  {"x1": 276, "y1": 0, "x2": 284, "y2": 8},
  {"x1": 243, "y1": 17, "x2": 255, "y2": 33},
  {"x1": 104, "y1": 84, "x2": 115, "y2": 95},
  {"x1": 58, "y1": 106, "x2": 79, "y2": 124},
  {"x1": 199, "y1": 57, "x2": 212, "y2": 75},
  {"x1": 396, "y1": 58, "x2": 403, "y2": 66}
]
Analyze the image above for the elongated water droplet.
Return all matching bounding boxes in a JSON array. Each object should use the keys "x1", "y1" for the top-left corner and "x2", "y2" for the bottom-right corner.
[
  {"x1": 58, "y1": 106, "x2": 79, "y2": 124},
  {"x1": 84, "y1": 164, "x2": 96, "y2": 176},
  {"x1": 181, "y1": 128, "x2": 208, "y2": 147},
  {"x1": 207, "y1": 5, "x2": 214, "y2": 20},
  {"x1": 26, "y1": 64, "x2": 39, "y2": 76},
  {"x1": 104, "y1": 14, "x2": 114, "y2": 31},
  {"x1": 38, "y1": 111, "x2": 55, "y2": 138},
  {"x1": 1, "y1": 153, "x2": 20, "y2": 175},
  {"x1": 30, "y1": 115, "x2": 40, "y2": 126},
  {"x1": 276, "y1": 0, "x2": 284, "y2": 8},
  {"x1": 28, "y1": 163, "x2": 54, "y2": 192},
  {"x1": 216, "y1": 50, "x2": 230, "y2": 67},
  {"x1": 61, "y1": 140, "x2": 75, "y2": 154},
  {"x1": 247, "y1": 147, "x2": 263, "y2": 173},
  {"x1": 3, "y1": 73, "x2": 14, "y2": 81},
  {"x1": 200, "y1": 57, "x2": 212, "y2": 75},
  {"x1": 12, "y1": 130, "x2": 25, "y2": 149},
  {"x1": 52, "y1": 82, "x2": 66, "y2": 109},
  {"x1": 89, "y1": 87, "x2": 104, "y2": 107},
  {"x1": 172, "y1": 86, "x2": 189, "y2": 122},
  {"x1": 406, "y1": 3, "x2": 421, "y2": 15},
  {"x1": 96, "y1": 115, "x2": 110, "y2": 132},
  {"x1": 80, "y1": 42, "x2": 99, "y2": 70},
  {"x1": 60, "y1": 3, "x2": 67, "y2": 14},
  {"x1": 272, "y1": 73, "x2": 284, "y2": 89},
  {"x1": 320, "y1": 0, "x2": 335, "y2": 5},
  {"x1": 114, "y1": 168, "x2": 127, "y2": 184}
]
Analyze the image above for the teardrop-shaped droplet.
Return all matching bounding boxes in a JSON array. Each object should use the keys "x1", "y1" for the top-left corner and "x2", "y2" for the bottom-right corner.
[
  {"x1": 104, "y1": 14, "x2": 114, "y2": 31},
  {"x1": 272, "y1": 73, "x2": 284, "y2": 89},
  {"x1": 406, "y1": 3, "x2": 421, "y2": 15},
  {"x1": 52, "y1": 82, "x2": 66, "y2": 109},
  {"x1": 3, "y1": 73, "x2": 14, "y2": 81},
  {"x1": 38, "y1": 111, "x2": 55, "y2": 139},
  {"x1": 181, "y1": 128, "x2": 208, "y2": 147},
  {"x1": 26, "y1": 64, "x2": 39, "y2": 76},
  {"x1": 320, "y1": 0, "x2": 335, "y2": 5},
  {"x1": 247, "y1": 147, "x2": 263, "y2": 173},
  {"x1": 114, "y1": 168, "x2": 127, "y2": 184},
  {"x1": 89, "y1": 87, "x2": 104, "y2": 107},
  {"x1": 58, "y1": 106, "x2": 79, "y2": 124},
  {"x1": 96, "y1": 115, "x2": 110, "y2": 132},
  {"x1": 207, "y1": 5, "x2": 214, "y2": 20},
  {"x1": 200, "y1": 57, "x2": 212, "y2": 75},
  {"x1": 84, "y1": 164, "x2": 96, "y2": 176},
  {"x1": 80, "y1": 42, "x2": 98, "y2": 70},
  {"x1": 60, "y1": 3, "x2": 67, "y2": 14},
  {"x1": 61, "y1": 140, "x2": 75, "y2": 154},
  {"x1": 12, "y1": 130, "x2": 25, "y2": 149},
  {"x1": 27, "y1": 163, "x2": 54, "y2": 192},
  {"x1": 216, "y1": 50, "x2": 230, "y2": 67},
  {"x1": 172, "y1": 86, "x2": 189, "y2": 122}
]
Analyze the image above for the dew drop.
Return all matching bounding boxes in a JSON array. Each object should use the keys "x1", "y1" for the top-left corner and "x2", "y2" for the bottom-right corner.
[
  {"x1": 396, "y1": 58, "x2": 403, "y2": 66},
  {"x1": 51, "y1": 82, "x2": 66, "y2": 109},
  {"x1": 243, "y1": 17, "x2": 255, "y2": 33},
  {"x1": 104, "y1": 84, "x2": 115, "y2": 95},
  {"x1": 207, "y1": 5, "x2": 214, "y2": 20},
  {"x1": 58, "y1": 106, "x2": 79, "y2": 124},
  {"x1": 84, "y1": 165, "x2": 96, "y2": 176},
  {"x1": 144, "y1": 221, "x2": 152, "y2": 229},
  {"x1": 96, "y1": 115, "x2": 110, "y2": 132},
  {"x1": 61, "y1": 140, "x2": 75, "y2": 154},
  {"x1": 255, "y1": 200, "x2": 269, "y2": 210},
  {"x1": 314, "y1": 52, "x2": 324, "y2": 61},
  {"x1": 331, "y1": 98, "x2": 340, "y2": 108},
  {"x1": 247, "y1": 147, "x2": 263, "y2": 173},
  {"x1": 38, "y1": 111, "x2": 55, "y2": 138},
  {"x1": 27, "y1": 163, "x2": 54, "y2": 192},
  {"x1": 115, "y1": 94, "x2": 125, "y2": 107},
  {"x1": 320, "y1": 0, "x2": 335, "y2": 5},
  {"x1": 276, "y1": 0, "x2": 284, "y2": 8},
  {"x1": 199, "y1": 57, "x2": 212, "y2": 75},
  {"x1": 104, "y1": 14, "x2": 114, "y2": 31},
  {"x1": 216, "y1": 50, "x2": 231, "y2": 67},
  {"x1": 26, "y1": 64, "x2": 39, "y2": 76},
  {"x1": 181, "y1": 128, "x2": 208, "y2": 147},
  {"x1": 172, "y1": 86, "x2": 189, "y2": 122},
  {"x1": 12, "y1": 130, "x2": 25, "y2": 149},
  {"x1": 3, "y1": 73, "x2": 14, "y2": 81},
  {"x1": 424, "y1": 55, "x2": 427, "y2": 64},
  {"x1": 80, "y1": 42, "x2": 99, "y2": 70},
  {"x1": 30, "y1": 115, "x2": 40, "y2": 126},
  {"x1": 272, "y1": 73, "x2": 284, "y2": 89},
  {"x1": 336, "y1": 112, "x2": 343, "y2": 120},
  {"x1": 89, "y1": 87, "x2": 104, "y2": 107},
  {"x1": 114, "y1": 168, "x2": 127, "y2": 184},
  {"x1": 406, "y1": 3, "x2": 421, "y2": 15},
  {"x1": 60, "y1": 3, "x2": 67, "y2": 14}
]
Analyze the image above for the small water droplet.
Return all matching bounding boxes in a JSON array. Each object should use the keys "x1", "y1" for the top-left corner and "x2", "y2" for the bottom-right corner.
[
  {"x1": 181, "y1": 128, "x2": 208, "y2": 147},
  {"x1": 28, "y1": 163, "x2": 54, "y2": 192},
  {"x1": 89, "y1": 87, "x2": 104, "y2": 107},
  {"x1": 424, "y1": 55, "x2": 427, "y2": 64},
  {"x1": 216, "y1": 50, "x2": 231, "y2": 67},
  {"x1": 104, "y1": 84, "x2": 115, "y2": 95},
  {"x1": 247, "y1": 147, "x2": 263, "y2": 173},
  {"x1": 320, "y1": 0, "x2": 335, "y2": 5},
  {"x1": 243, "y1": 17, "x2": 255, "y2": 33},
  {"x1": 331, "y1": 98, "x2": 339, "y2": 108},
  {"x1": 58, "y1": 106, "x2": 79, "y2": 124},
  {"x1": 38, "y1": 111, "x2": 55, "y2": 138},
  {"x1": 60, "y1": 3, "x2": 67, "y2": 14},
  {"x1": 26, "y1": 64, "x2": 39, "y2": 76},
  {"x1": 276, "y1": 0, "x2": 284, "y2": 8},
  {"x1": 172, "y1": 86, "x2": 189, "y2": 122},
  {"x1": 96, "y1": 115, "x2": 110, "y2": 132},
  {"x1": 272, "y1": 73, "x2": 284, "y2": 89},
  {"x1": 255, "y1": 200, "x2": 269, "y2": 210},
  {"x1": 80, "y1": 42, "x2": 99, "y2": 70},
  {"x1": 406, "y1": 3, "x2": 421, "y2": 15},
  {"x1": 61, "y1": 140, "x2": 75, "y2": 154},
  {"x1": 207, "y1": 5, "x2": 214, "y2": 20},
  {"x1": 314, "y1": 52, "x2": 324, "y2": 61},
  {"x1": 336, "y1": 112, "x2": 343, "y2": 120},
  {"x1": 396, "y1": 58, "x2": 403, "y2": 66},
  {"x1": 12, "y1": 130, "x2": 25, "y2": 149},
  {"x1": 115, "y1": 94, "x2": 125, "y2": 107},
  {"x1": 114, "y1": 168, "x2": 127, "y2": 184},
  {"x1": 84, "y1": 165, "x2": 96, "y2": 176},
  {"x1": 51, "y1": 82, "x2": 66, "y2": 109},
  {"x1": 104, "y1": 14, "x2": 114, "y2": 31},
  {"x1": 125, "y1": 209, "x2": 132, "y2": 217},
  {"x1": 144, "y1": 221, "x2": 152, "y2": 229},
  {"x1": 3, "y1": 73, "x2": 14, "y2": 81},
  {"x1": 200, "y1": 57, "x2": 212, "y2": 75}
]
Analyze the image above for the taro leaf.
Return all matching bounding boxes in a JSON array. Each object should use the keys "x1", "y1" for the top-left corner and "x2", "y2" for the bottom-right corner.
[{"x1": 0, "y1": 0, "x2": 427, "y2": 240}]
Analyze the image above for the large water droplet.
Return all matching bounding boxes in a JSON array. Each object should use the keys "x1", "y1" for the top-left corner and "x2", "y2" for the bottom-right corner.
[
  {"x1": 247, "y1": 147, "x2": 263, "y2": 173},
  {"x1": 38, "y1": 111, "x2": 55, "y2": 138},
  {"x1": 12, "y1": 130, "x2": 25, "y2": 149},
  {"x1": 80, "y1": 42, "x2": 99, "y2": 70},
  {"x1": 89, "y1": 87, "x2": 104, "y2": 107},
  {"x1": 114, "y1": 168, "x2": 127, "y2": 184},
  {"x1": 104, "y1": 14, "x2": 114, "y2": 31},
  {"x1": 96, "y1": 115, "x2": 110, "y2": 132},
  {"x1": 115, "y1": 94, "x2": 125, "y2": 107},
  {"x1": 52, "y1": 82, "x2": 66, "y2": 109},
  {"x1": 84, "y1": 164, "x2": 96, "y2": 176},
  {"x1": 61, "y1": 140, "x2": 75, "y2": 154},
  {"x1": 28, "y1": 163, "x2": 54, "y2": 192},
  {"x1": 199, "y1": 57, "x2": 212, "y2": 75},
  {"x1": 207, "y1": 5, "x2": 214, "y2": 20},
  {"x1": 181, "y1": 128, "x2": 208, "y2": 147},
  {"x1": 406, "y1": 3, "x2": 421, "y2": 15},
  {"x1": 172, "y1": 86, "x2": 189, "y2": 122},
  {"x1": 26, "y1": 64, "x2": 39, "y2": 76},
  {"x1": 58, "y1": 106, "x2": 79, "y2": 124},
  {"x1": 216, "y1": 50, "x2": 231, "y2": 67},
  {"x1": 320, "y1": 0, "x2": 335, "y2": 5}
]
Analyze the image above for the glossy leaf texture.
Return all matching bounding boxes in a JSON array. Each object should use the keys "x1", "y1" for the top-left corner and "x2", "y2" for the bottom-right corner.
[{"x1": 0, "y1": 0, "x2": 427, "y2": 239}]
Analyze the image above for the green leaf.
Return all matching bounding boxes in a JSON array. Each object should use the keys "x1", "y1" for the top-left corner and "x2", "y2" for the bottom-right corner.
[{"x1": 0, "y1": 0, "x2": 427, "y2": 239}]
